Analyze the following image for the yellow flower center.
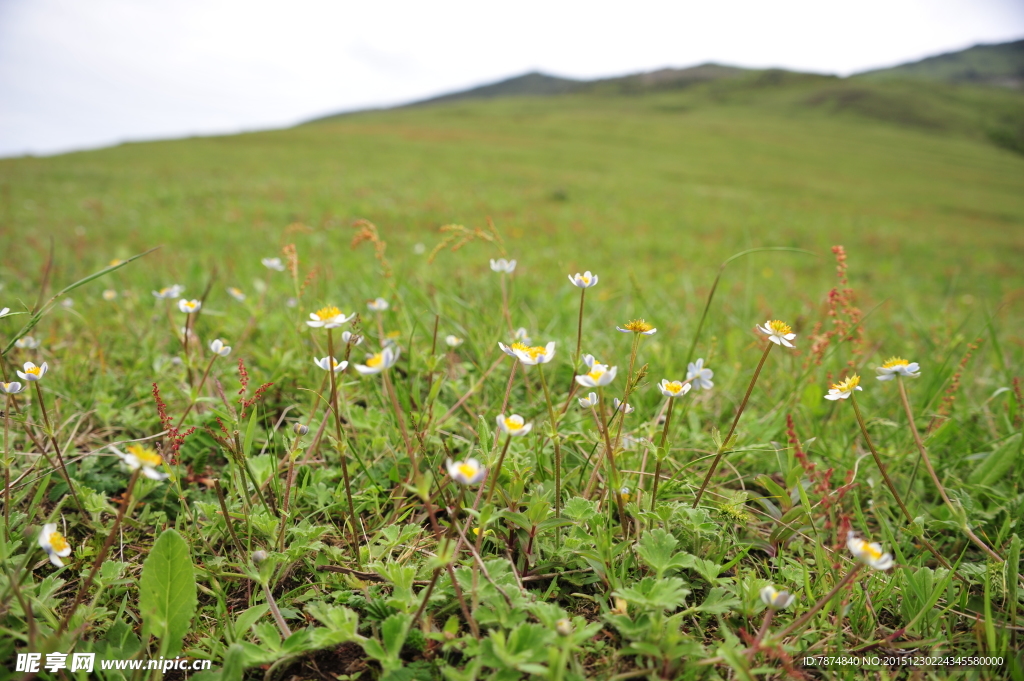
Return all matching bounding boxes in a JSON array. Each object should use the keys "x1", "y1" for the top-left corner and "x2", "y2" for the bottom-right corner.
[
  {"x1": 109, "y1": 259, "x2": 123, "y2": 267},
  {"x1": 25, "y1": 366, "x2": 41, "y2": 376},
  {"x1": 386, "y1": 331, "x2": 400, "y2": 339},
  {"x1": 366, "y1": 353, "x2": 383, "y2": 368},
  {"x1": 457, "y1": 463, "x2": 478, "y2": 479},
  {"x1": 587, "y1": 366, "x2": 607, "y2": 380},
  {"x1": 510, "y1": 342, "x2": 530, "y2": 352},
  {"x1": 230, "y1": 288, "x2": 242, "y2": 295},
  {"x1": 315, "y1": 305, "x2": 340, "y2": 320},
  {"x1": 504, "y1": 418, "x2": 524, "y2": 431},
  {"x1": 622, "y1": 319, "x2": 653, "y2": 333},
  {"x1": 664, "y1": 381, "x2": 684, "y2": 394},
  {"x1": 882, "y1": 357, "x2": 909, "y2": 369},
  {"x1": 831, "y1": 375, "x2": 861, "y2": 392},
  {"x1": 767, "y1": 320, "x2": 792, "y2": 335},
  {"x1": 48, "y1": 532, "x2": 69, "y2": 553},
  {"x1": 582, "y1": 276, "x2": 590, "y2": 284},
  {"x1": 856, "y1": 539, "x2": 881, "y2": 560},
  {"x1": 127, "y1": 444, "x2": 163, "y2": 467},
  {"x1": 526, "y1": 346, "x2": 548, "y2": 359}
]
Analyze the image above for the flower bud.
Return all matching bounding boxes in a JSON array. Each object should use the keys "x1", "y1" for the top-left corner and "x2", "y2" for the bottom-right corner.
[
  {"x1": 555, "y1": 618, "x2": 573, "y2": 636},
  {"x1": 293, "y1": 423, "x2": 309, "y2": 436},
  {"x1": 252, "y1": 550, "x2": 268, "y2": 564}
]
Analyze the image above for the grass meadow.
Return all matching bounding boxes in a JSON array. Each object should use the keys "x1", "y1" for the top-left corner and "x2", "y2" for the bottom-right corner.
[{"x1": 1, "y1": 84, "x2": 1024, "y2": 679}]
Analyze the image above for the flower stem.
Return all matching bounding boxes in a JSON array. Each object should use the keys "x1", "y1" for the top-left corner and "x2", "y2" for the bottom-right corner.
[
  {"x1": 650, "y1": 398, "x2": 675, "y2": 512},
  {"x1": 327, "y1": 329, "x2": 361, "y2": 569},
  {"x1": 33, "y1": 381, "x2": 86, "y2": 518},
  {"x1": 495, "y1": 359, "x2": 519, "y2": 446},
  {"x1": 693, "y1": 341, "x2": 773, "y2": 508},
  {"x1": 896, "y1": 378, "x2": 1004, "y2": 562},
  {"x1": 574, "y1": 288, "x2": 586, "y2": 368},
  {"x1": 3, "y1": 394, "x2": 11, "y2": 540},
  {"x1": 176, "y1": 354, "x2": 219, "y2": 428},
  {"x1": 483, "y1": 436, "x2": 513, "y2": 508},
  {"x1": 850, "y1": 392, "x2": 953, "y2": 570},
  {"x1": 770, "y1": 563, "x2": 862, "y2": 642},
  {"x1": 538, "y1": 365, "x2": 562, "y2": 524}
]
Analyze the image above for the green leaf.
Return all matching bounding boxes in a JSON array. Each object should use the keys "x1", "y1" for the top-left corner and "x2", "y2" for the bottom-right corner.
[
  {"x1": 139, "y1": 529, "x2": 198, "y2": 657},
  {"x1": 969, "y1": 433, "x2": 1021, "y2": 486}
]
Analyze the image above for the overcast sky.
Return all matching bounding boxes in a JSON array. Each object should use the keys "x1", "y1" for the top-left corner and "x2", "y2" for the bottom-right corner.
[{"x1": 1, "y1": 0, "x2": 1022, "y2": 158}]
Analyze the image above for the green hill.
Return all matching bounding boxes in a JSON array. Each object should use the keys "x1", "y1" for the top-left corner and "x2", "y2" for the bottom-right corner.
[{"x1": 858, "y1": 39, "x2": 1024, "y2": 88}]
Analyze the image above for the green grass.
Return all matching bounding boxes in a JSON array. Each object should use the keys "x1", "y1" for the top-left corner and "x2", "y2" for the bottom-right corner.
[{"x1": 0, "y1": 82, "x2": 1023, "y2": 680}]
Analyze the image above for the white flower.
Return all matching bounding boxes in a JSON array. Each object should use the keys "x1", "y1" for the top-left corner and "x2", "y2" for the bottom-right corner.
[
  {"x1": 367, "y1": 297, "x2": 389, "y2": 311},
  {"x1": 413, "y1": 243, "x2": 426, "y2": 255},
  {"x1": 102, "y1": 289, "x2": 117, "y2": 301},
  {"x1": 490, "y1": 258, "x2": 516, "y2": 274},
  {"x1": 617, "y1": 319, "x2": 657, "y2": 335},
  {"x1": 382, "y1": 331, "x2": 401, "y2": 347},
  {"x1": 1, "y1": 381, "x2": 24, "y2": 395},
  {"x1": 117, "y1": 444, "x2": 170, "y2": 481},
  {"x1": 613, "y1": 398, "x2": 634, "y2": 414},
  {"x1": 209, "y1": 339, "x2": 232, "y2": 357},
  {"x1": 512, "y1": 341, "x2": 556, "y2": 366},
  {"x1": 285, "y1": 297, "x2": 298, "y2": 308},
  {"x1": 178, "y1": 299, "x2": 201, "y2": 314},
  {"x1": 847, "y1": 531, "x2": 894, "y2": 570},
  {"x1": 577, "y1": 392, "x2": 598, "y2": 409},
  {"x1": 15, "y1": 336, "x2": 40, "y2": 350},
  {"x1": 314, "y1": 356, "x2": 348, "y2": 372},
  {"x1": 760, "y1": 586, "x2": 796, "y2": 610},
  {"x1": 0, "y1": 307, "x2": 10, "y2": 317},
  {"x1": 38, "y1": 523, "x2": 72, "y2": 567},
  {"x1": 306, "y1": 305, "x2": 355, "y2": 329},
  {"x1": 824, "y1": 375, "x2": 862, "y2": 401},
  {"x1": 227, "y1": 287, "x2": 246, "y2": 302},
  {"x1": 17, "y1": 361, "x2": 47, "y2": 382},
  {"x1": 619, "y1": 487, "x2": 631, "y2": 502},
  {"x1": 60, "y1": 298, "x2": 74, "y2": 309},
  {"x1": 341, "y1": 331, "x2": 363, "y2": 346},
  {"x1": 568, "y1": 271, "x2": 599, "y2": 288},
  {"x1": 575, "y1": 355, "x2": 617, "y2": 387},
  {"x1": 354, "y1": 347, "x2": 399, "y2": 375},
  {"x1": 757, "y1": 319, "x2": 796, "y2": 348},
  {"x1": 876, "y1": 357, "x2": 921, "y2": 381},
  {"x1": 686, "y1": 358, "x2": 714, "y2": 390},
  {"x1": 658, "y1": 379, "x2": 692, "y2": 398},
  {"x1": 445, "y1": 335, "x2": 464, "y2": 348},
  {"x1": 621, "y1": 434, "x2": 650, "y2": 450},
  {"x1": 152, "y1": 285, "x2": 185, "y2": 299},
  {"x1": 447, "y1": 457, "x2": 486, "y2": 485},
  {"x1": 514, "y1": 327, "x2": 531, "y2": 343},
  {"x1": 496, "y1": 414, "x2": 533, "y2": 437},
  {"x1": 262, "y1": 257, "x2": 286, "y2": 271}
]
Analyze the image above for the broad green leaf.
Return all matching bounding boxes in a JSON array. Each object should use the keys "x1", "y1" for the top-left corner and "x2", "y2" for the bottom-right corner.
[{"x1": 139, "y1": 529, "x2": 197, "y2": 658}]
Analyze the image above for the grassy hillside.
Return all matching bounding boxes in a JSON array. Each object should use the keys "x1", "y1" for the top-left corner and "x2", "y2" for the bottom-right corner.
[
  {"x1": 858, "y1": 39, "x2": 1024, "y2": 88},
  {"x1": 1, "y1": 80, "x2": 1024, "y2": 678}
]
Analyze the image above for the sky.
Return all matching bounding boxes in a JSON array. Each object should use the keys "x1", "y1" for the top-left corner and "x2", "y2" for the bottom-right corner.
[{"x1": 1, "y1": 0, "x2": 1022, "y2": 158}]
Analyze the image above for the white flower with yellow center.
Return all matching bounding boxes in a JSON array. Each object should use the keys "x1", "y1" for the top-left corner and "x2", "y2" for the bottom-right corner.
[
  {"x1": 577, "y1": 392, "x2": 598, "y2": 409},
  {"x1": 496, "y1": 413, "x2": 532, "y2": 437},
  {"x1": 61, "y1": 298, "x2": 74, "y2": 309},
  {"x1": 341, "y1": 330, "x2": 362, "y2": 346},
  {"x1": 686, "y1": 358, "x2": 714, "y2": 390},
  {"x1": 445, "y1": 335, "x2": 464, "y2": 348},
  {"x1": 382, "y1": 331, "x2": 402, "y2": 347},
  {"x1": 760, "y1": 586, "x2": 796, "y2": 610},
  {"x1": 118, "y1": 444, "x2": 170, "y2": 481},
  {"x1": 847, "y1": 531, "x2": 894, "y2": 570},
  {"x1": 1, "y1": 381, "x2": 25, "y2": 395},
  {"x1": 152, "y1": 285, "x2": 184, "y2": 300},
  {"x1": 758, "y1": 319, "x2": 796, "y2": 348},
  {"x1": 576, "y1": 355, "x2": 617, "y2": 387},
  {"x1": 490, "y1": 258, "x2": 516, "y2": 273},
  {"x1": 38, "y1": 523, "x2": 72, "y2": 567},
  {"x1": 619, "y1": 487, "x2": 631, "y2": 502},
  {"x1": 367, "y1": 297, "x2": 389, "y2": 312},
  {"x1": 568, "y1": 271, "x2": 598, "y2": 288},
  {"x1": 876, "y1": 357, "x2": 920, "y2": 381},
  {"x1": 354, "y1": 346, "x2": 399, "y2": 375},
  {"x1": 209, "y1": 339, "x2": 232, "y2": 357},
  {"x1": 102, "y1": 289, "x2": 118, "y2": 301},
  {"x1": 306, "y1": 305, "x2": 354, "y2": 329},
  {"x1": 17, "y1": 361, "x2": 48, "y2": 382},
  {"x1": 824, "y1": 375, "x2": 862, "y2": 401},
  {"x1": 262, "y1": 257, "x2": 285, "y2": 271},
  {"x1": 446, "y1": 457, "x2": 486, "y2": 485},
  {"x1": 227, "y1": 287, "x2": 246, "y2": 302},
  {"x1": 512, "y1": 341, "x2": 556, "y2": 366},
  {"x1": 314, "y1": 356, "x2": 348, "y2": 373},
  {"x1": 659, "y1": 379, "x2": 692, "y2": 398},
  {"x1": 109, "y1": 259, "x2": 124, "y2": 267},
  {"x1": 514, "y1": 327, "x2": 531, "y2": 343},
  {"x1": 613, "y1": 398, "x2": 634, "y2": 414},
  {"x1": 617, "y1": 319, "x2": 657, "y2": 335},
  {"x1": 15, "y1": 336, "x2": 40, "y2": 350},
  {"x1": 178, "y1": 299, "x2": 202, "y2": 314}
]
